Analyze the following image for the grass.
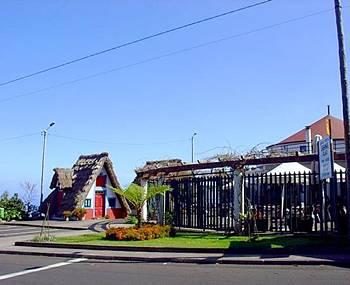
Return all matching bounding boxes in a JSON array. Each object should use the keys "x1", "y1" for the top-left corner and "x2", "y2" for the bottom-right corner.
[{"x1": 54, "y1": 232, "x2": 343, "y2": 249}]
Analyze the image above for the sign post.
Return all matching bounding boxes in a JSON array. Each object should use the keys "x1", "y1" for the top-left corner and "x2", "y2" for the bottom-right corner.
[
  {"x1": 318, "y1": 136, "x2": 334, "y2": 233},
  {"x1": 319, "y1": 136, "x2": 334, "y2": 181}
]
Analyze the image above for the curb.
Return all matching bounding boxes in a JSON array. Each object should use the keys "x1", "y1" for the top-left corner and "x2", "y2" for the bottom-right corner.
[
  {"x1": 14, "y1": 241, "x2": 350, "y2": 255},
  {"x1": 1, "y1": 249, "x2": 350, "y2": 265}
]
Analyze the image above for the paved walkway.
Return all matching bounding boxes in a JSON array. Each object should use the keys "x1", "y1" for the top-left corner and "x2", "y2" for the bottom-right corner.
[{"x1": 1, "y1": 218, "x2": 128, "y2": 231}]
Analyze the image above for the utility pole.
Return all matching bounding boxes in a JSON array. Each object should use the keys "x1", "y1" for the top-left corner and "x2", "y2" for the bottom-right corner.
[
  {"x1": 191, "y1": 132, "x2": 197, "y2": 163},
  {"x1": 40, "y1": 122, "x2": 55, "y2": 208},
  {"x1": 334, "y1": 0, "x2": 350, "y2": 240}
]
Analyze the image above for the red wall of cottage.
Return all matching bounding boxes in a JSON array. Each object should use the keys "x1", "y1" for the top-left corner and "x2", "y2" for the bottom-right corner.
[
  {"x1": 83, "y1": 208, "x2": 127, "y2": 220},
  {"x1": 85, "y1": 209, "x2": 94, "y2": 220},
  {"x1": 107, "y1": 208, "x2": 127, "y2": 219}
]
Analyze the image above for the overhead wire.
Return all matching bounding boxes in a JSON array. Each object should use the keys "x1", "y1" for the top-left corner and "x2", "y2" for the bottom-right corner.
[
  {"x1": 0, "y1": 132, "x2": 40, "y2": 142},
  {"x1": 49, "y1": 133, "x2": 190, "y2": 146},
  {"x1": 0, "y1": 0, "x2": 272, "y2": 87},
  {"x1": 0, "y1": 7, "x2": 335, "y2": 104}
]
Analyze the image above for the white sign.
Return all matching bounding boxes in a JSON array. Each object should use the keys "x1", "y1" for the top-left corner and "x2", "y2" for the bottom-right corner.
[{"x1": 319, "y1": 136, "x2": 334, "y2": 180}]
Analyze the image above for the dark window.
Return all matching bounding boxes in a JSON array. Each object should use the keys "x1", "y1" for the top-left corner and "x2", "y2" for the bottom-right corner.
[
  {"x1": 108, "y1": 197, "x2": 116, "y2": 208},
  {"x1": 96, "y1": 175, "x2": 107, "y2": 187},
  {"x1": 84, "y1": 199, "x2": 91, "y2": 208},
  {"x1": 300, "y1": 145, "x2": 307, "y2": 152}
]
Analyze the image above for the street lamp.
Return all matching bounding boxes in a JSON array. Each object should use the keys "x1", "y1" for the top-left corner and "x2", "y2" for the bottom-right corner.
[
  {"x1": 40, "y1": 122, "x2": 55, "y2": 208},
  {"x1": 191, "y1": 132, "x2": 197, "y2": 163}
]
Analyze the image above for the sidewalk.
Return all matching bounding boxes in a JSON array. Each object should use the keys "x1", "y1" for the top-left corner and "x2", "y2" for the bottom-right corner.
[
  {"x1": 1, "y1": 219, "x2": 127, "y2": 231},
  {"x1": 1, "y1": 243, "x2": 350, "y2": 265}
]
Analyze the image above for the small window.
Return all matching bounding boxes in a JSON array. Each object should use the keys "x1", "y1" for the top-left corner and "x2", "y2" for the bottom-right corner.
[
  {"x1": 96, "y1": 175, "x2": 107, "y2": 187},
  {"x1": 108, "y1": 197, "x2": 116, "y2": 208},
  {"x1": 84, "y1": 199, "x2": 92, "y2": 208},
  {"x1": 300, "y1": 145, "x2": 307, "y2": 152}
]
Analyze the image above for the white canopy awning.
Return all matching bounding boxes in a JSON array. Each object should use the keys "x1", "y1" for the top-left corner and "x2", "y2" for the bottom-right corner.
[
  {"x1": 267, "y1": 162, "x2": 311, "y2": 175},
  {"x1": 334, "y1": 162, "x2": 345, "y2": 172}
]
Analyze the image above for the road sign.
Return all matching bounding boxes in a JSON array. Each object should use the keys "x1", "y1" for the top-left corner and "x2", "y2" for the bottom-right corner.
[{"x1": 319, "y1": 136, "x2": 334, "y2": 180}]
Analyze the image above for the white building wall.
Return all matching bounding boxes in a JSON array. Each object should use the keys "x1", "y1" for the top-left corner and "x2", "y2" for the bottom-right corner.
[{"x1": 80, "y1": 167, "x2": 122, "y2": 217}]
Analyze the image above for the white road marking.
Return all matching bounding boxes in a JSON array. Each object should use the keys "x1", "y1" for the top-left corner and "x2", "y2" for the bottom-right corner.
[{"x1": 0, "y1": 258, "x2": 87, "y2": 280}]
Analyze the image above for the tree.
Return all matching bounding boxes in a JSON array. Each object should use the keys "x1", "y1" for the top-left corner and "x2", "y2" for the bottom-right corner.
[
  {"x1": 0, "y1": 192, "x2": 25, "y2": 221},
  {"x1": 21, "y1": 181, "x2": 38, "y2": 218},
  {"x1": 113, "y1": 183, "x2": 172, "y2": 228}
]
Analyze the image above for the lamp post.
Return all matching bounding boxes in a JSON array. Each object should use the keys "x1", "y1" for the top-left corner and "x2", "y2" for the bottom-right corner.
[
  {"x1": 40, "y1": 122, "x2": 55, "y2": 208},
  {"x1": 191, "y1": 132, "x2": 197, "y2": 163}
]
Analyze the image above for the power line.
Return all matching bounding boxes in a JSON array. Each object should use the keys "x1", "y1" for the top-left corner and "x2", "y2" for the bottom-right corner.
[
  {"x1": 195, "y1": 146, "x2": 230, "y2": 155},
  {"x1": 49, "y1": 133, "x2": 189, "y2": 146},
  {"x1": 0, "y1": 7, "x2": 334, "y2": 104},
  {"x1": 0, "y1": 132, "x2": 40, "y2": 142},
  {"x1": 0, "y1": 0, "x2": 272, "y2": 88}
]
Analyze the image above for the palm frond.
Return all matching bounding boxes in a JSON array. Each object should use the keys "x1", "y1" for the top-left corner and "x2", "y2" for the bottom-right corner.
[{"x1": 146, "y1": 185, "x2": 172, "y2": 200}]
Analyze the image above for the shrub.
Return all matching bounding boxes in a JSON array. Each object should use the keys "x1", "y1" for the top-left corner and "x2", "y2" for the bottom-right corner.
[
  {"x1": 63, "y1": 211, "x2": 73, "y2": 219},
  {"x1": 125, "y1": 214, "x2": 138, "y2": 225},
  {"x1": 105, "y1": 225, "x2": 170, "y2": 241},
  {"x1": 32, "y1": 234, "x2": 55, "y2": 242},
  {"x1": 73, "y1": 208, "x2": 86, "y2": 220},
  {"x1": 0, "y1": 192, "x2": 25, "y2": 221}
]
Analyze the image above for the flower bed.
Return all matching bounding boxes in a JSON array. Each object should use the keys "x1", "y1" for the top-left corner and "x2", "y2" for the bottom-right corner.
[{"x1": 105, "y1": 225, "x2": 170, "y2": 241}]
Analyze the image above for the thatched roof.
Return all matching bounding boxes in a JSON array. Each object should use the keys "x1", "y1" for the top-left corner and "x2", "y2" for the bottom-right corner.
[
  {"x1": 136, "y1": 159, "x2": 183, "y2": 173},
  {"x1": 44, "y1": 152, "x2": 130, "y2": 215},
  {"x1": 50, "y1": 168, "x2": 73, "y2": 190},
  {"x1": 135, "y1": 159, "x2": 187, "y2": 181}
]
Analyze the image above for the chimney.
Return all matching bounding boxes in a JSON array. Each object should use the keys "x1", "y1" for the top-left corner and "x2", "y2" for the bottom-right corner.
[{"x1": 305, "y1": 126, "x2": 312, "y2": 154}]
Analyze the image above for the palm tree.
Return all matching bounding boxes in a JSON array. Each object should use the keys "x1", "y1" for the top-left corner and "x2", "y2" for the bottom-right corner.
[{"x1": 113, "y1": 183, "x2": 172, "y2": 228}]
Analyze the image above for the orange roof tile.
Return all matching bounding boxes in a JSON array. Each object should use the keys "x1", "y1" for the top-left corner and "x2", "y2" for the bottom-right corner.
[{"x1": 278, "y1": 115, "x2": 344, "y2": 145}]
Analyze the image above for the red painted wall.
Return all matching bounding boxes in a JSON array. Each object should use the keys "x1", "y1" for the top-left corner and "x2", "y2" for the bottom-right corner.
[
  {"x1": 85, "y1": 209, "x2": 94, "y2": 219},
  {"x1": 107, "y1": 208, "x2": 127, "y2": 219}
]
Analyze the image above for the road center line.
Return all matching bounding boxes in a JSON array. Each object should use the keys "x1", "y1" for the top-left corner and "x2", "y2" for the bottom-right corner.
[{"x1": 0, "y1": 258, "x2": 87, "y2": 280}]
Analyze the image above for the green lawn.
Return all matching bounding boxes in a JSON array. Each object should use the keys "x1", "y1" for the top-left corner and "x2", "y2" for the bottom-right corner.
[{"x1": 54, "y1": 232, "x2": 341, "y2": 249}]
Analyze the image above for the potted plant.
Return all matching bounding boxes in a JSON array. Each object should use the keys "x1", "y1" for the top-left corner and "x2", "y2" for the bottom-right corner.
[
  {"x1": 63, "y1": 210, "x2": 72, "y2": 221},
  {"x1": 73, "y1": 208, "x2": 87, "y2": 220},
  {"x1": 295, "y1": 206, "x2": 313, "y2": 232}
]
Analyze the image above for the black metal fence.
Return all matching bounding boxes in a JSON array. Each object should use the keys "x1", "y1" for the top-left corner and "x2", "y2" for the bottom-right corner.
[
  {"x1": 162, "y1": 171, "x2": 347, "y2": 234},
  {"x1": 244, "y1": 171, "x2": 347, "y2": 234},
  {"x1": 166, "y1": 176, "x2": 236, "y2": 231}
]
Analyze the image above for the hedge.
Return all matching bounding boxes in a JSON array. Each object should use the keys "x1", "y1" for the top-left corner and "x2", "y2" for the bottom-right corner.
[{"x1": 105, "y1": 225, "x2": 170, "y2": 241}]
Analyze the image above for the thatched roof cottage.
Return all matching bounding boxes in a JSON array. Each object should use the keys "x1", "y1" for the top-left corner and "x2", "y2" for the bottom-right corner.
[{"x1": 42, "y1": 152, "x2": 130, "y2": 219}]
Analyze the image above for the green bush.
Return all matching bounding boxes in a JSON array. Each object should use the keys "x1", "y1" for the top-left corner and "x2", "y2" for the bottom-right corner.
[
  {"x1": 0, "y1": 192, "x2": 25, "y2": 221},
  {"x1": 105, "y1": 225, "x2": 170, "y2": 241},
  {"x1": 125, "y1": 214, "x2": 138, "y2": 225},
  {"x1": 73, "y1": 208, "x2": 86, "y2": 220},
  {"x1": 63, "y1": 211, "x2": 73, "y2": 219}
]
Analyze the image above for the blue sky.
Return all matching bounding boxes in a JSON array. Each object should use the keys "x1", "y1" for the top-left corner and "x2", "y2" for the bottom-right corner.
[{"x1": 0, "y1": 0, "x2": 349, "y2": 202}]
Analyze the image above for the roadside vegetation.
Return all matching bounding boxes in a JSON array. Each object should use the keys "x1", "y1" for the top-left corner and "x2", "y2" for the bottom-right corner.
[
  {"x1": 113, "y1": 183, "x2": 172, "y2": 228},
  {"x1": 0, "y1": 192, "x2": 25, "y2": 221}
]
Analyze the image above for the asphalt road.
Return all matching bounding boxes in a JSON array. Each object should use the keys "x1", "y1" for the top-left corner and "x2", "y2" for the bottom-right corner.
[
  {"x1": 0, "y1": 254, "x2": 350, "y2": 285},
  {"x1": 0, "y1": 224, "x2": 92, "y2": 249},
  {"x1": 0, "y1": 224, "x2": 62, "y2": 239}
]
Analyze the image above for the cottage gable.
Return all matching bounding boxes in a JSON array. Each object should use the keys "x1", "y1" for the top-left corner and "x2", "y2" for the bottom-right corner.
[{"x1": 43, "y1": 152, "x2": 130, "y2": 217}]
